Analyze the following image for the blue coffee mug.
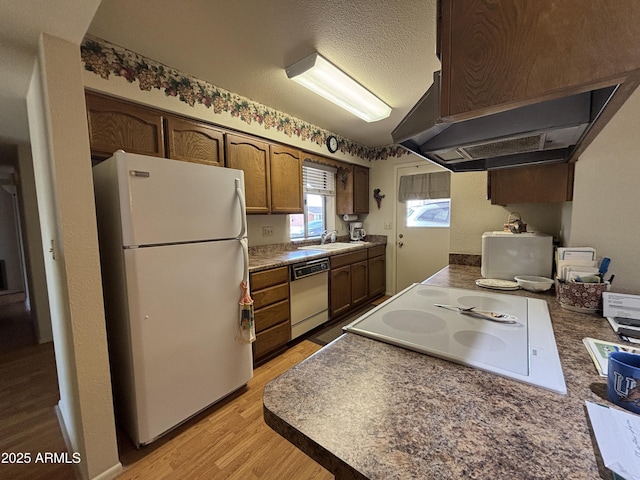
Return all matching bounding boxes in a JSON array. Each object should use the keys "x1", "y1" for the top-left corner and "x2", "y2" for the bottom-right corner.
[{"x1": 607, "y1": 351, "x2": 640, "y2": 414}]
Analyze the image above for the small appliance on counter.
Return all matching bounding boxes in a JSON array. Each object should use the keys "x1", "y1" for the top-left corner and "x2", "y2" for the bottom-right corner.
[
  {"x1": 481, "y1": 231, "x2": 553, "y2": 280},
  {"x1": 349, "y1": 222, "x2": 366, "y2": 241}
]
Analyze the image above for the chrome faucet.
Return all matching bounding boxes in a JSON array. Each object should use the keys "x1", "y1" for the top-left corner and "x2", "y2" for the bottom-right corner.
[{"x1": 320, "y1": 230, "x2": 337, "y2": 244}]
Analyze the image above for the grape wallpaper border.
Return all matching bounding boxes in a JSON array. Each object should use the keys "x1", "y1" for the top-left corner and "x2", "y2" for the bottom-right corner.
[{"x1": 81, "y1": 35, "x2": 407, "y2": 162}]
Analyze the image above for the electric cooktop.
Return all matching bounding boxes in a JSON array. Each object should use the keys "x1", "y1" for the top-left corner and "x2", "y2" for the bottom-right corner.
[{"x1": 344, "y1": 284, "x2": 566, "y2": 394}]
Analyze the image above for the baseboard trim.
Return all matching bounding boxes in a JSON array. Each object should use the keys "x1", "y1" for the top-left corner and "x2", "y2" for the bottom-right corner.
[
  {"x1": 0, "y1": 292, "x2": 26, "y2": 305},
  {"x1": 55, "y1": 405, "x2": 123, "y2": 480}
]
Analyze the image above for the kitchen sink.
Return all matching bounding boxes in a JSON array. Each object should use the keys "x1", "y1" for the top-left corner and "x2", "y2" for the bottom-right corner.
[{"x1": 298, "y1": 242, "x2": 369, "y2": 252}]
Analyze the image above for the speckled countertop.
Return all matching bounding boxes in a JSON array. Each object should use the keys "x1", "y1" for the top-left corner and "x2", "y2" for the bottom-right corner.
[
  {"x1": 248, "y1": 235, "x2": 387, "y2": 273},
  {"x1": 263, "y1": 265, "x2": 620, "y2": 480}
]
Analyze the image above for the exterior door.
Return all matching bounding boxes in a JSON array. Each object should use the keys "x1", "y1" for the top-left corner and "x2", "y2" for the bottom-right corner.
[{"x1": 395, "y1": 164, "x2": 450, "y2": 292}]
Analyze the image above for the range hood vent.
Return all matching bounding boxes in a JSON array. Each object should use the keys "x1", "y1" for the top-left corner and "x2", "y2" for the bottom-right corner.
[
  {"x1": 392, "y1": 72, "x2": 619, "y2": 172},
  {"x1": 464, "y1": 134, "x2": 543, "y2": 159}
]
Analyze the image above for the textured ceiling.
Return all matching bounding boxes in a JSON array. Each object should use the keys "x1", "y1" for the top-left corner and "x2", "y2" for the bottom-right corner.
[
  {"x1": 0, "y1": 0, "x2": 440, "y2": 150},
  {"x1": 88, "y1": 0, "x2": 441, "y2": 147},
  {"x1": 0, "y1": 0, "x2": 101, "y2": 146}
]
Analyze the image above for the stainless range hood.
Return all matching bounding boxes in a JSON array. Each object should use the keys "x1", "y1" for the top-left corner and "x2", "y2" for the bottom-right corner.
[{"x1": 392, "y1": 72, "x2": 619, "y2": 172}]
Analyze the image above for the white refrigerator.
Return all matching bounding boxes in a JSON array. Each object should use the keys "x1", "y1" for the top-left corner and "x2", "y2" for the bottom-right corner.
[{"x1": 93, "y1": 150, "x2": 253, "y2": 446}]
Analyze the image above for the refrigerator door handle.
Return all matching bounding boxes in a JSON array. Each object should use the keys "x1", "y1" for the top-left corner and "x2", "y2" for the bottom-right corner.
[
  {"x1": 235, "y1": 178, "x2": 247, "y2": 239},
  {"x1": 240, "y1": 237, "x2": 249, "y2": 284},
  {"x1": 235, "y1": 178, "x2": 249, "y2": 284}
]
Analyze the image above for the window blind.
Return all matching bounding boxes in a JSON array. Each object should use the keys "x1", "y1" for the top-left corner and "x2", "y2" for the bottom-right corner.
[{"x1": 303, "y1": 164, "x2": 336, "y2": 195}]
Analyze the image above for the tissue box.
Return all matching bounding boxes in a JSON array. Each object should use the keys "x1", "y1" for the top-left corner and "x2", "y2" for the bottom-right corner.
[{"x1": 556, "y1": 280, "x2": 610, "y2": 313}]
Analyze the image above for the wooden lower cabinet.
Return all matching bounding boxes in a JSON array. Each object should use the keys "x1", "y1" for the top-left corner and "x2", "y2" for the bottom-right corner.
[
  {"x1": 368, "y1": 246, "x2": 386, "y2": 299},
  {"x1": 330, "y1": 266, "x2": 352, "y2": 318},
  {"x1": 250, "y1": 266, "x2": 291, "y2": 365},
  {"x1": 329, "y1": 250, "x2": 368, "y2": 318},
  {"x1": 351, "y1": 260, "x2": 369, "y2": 307}
]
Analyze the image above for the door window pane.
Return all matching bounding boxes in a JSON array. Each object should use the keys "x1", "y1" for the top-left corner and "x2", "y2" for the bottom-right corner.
[{"x1": 406, "y1": 199, "x2": 451, "y2": 227}]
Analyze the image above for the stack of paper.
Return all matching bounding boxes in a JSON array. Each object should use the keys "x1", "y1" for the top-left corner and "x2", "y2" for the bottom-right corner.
[
  {"x1": 556, "y1": 247, "x2": 598, "y2": 281},
  {"x1": 586, "y1": 401, "x2": 640, "y2": 479}
]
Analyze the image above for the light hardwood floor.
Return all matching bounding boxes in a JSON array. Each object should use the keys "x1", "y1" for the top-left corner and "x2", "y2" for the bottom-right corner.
[{"x1": 0, "y1": 302, "x2": 333, "y2": 479}]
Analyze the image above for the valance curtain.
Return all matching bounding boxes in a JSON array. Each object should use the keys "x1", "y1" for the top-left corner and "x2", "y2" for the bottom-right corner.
[{"x1": 398, "y1": 171, "x2": 451, "y2": 202}]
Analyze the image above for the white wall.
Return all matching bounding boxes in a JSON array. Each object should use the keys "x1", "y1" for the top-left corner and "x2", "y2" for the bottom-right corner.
[
  {"x1": 27, "y1": 34, "x2": 121, "y2": 480},
  {"x1": 566, "y1": 85, "x2": 640, "y2": 294},
  {"x1": 449, "y1": 172, "x2": 564, "y2": 255},
  {"x1": 17, "y1": 143, "x2": 52, "y2": 342},
  {"x1": 367, "y1": 154, "x2": 565, "y2": 291},
  {"x1": 0, "y1": 182, "x2": 24, "y2": 294}
]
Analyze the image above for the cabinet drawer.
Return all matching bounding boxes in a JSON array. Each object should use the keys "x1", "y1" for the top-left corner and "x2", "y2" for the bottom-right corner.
[
  {"x1": 253, "y1": 321, "x2": 290, "y2": 360},
  {"x1": 255, "y1": 300, "x2": 290, "y2": 333},
  {"x1": 252, "y1": 283, "x2": 289, "y2": 309},
  {"x1": 330, "y1": 250, "x2": 368, "y2": 269},
  {"x1": 367, "y1": 245, "x2": 385, "y2": 258},
  {"x1": 250, "y1": 266, "x2": 289, "y2": 291}
]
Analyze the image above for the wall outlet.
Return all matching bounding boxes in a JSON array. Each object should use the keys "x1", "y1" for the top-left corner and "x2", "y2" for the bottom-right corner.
[
  {"x1": 262, "y1": 226, "x2": 274, "y2": 237},
  {"x1": 384, "y1": 222, "x2": 392, "y2": 230}
]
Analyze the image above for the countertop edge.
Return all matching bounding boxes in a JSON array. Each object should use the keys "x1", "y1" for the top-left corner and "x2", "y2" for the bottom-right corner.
[
  {"x1": 248, "y1": 239, "x2": 387, "y2": 274},
  {"x1": 262, "y1": 403, "x2": 367, "y2": 480}
]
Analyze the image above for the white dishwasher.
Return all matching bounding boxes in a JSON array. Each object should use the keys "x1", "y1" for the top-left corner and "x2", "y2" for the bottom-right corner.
[{"x1": 290, "y1": 258, "x2": 329, "y2": 339}]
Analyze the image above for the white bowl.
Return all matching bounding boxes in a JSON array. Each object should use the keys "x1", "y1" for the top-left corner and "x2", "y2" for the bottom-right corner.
[{"x1": 514, "y1": 275, "x2": 554, "y2": 292}]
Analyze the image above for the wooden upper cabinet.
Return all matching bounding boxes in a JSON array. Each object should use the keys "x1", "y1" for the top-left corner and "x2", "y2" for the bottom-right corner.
[
  {"x1": 353, "y1": 166, "x2": 369, "y2": 214},
  {"x1": 337, "y1": 165, "x2": 369, "y2": 215},
  {"x1": 85, "y1": 92, "x2": 164, "y2": 160},
  {"x1": 225, "y1": 133, "x2": 271, "y2": 214},
  {"x1": 269, "y1": 145, "x2": 303, "y2": 214},
  {"x1": 488, "y1": 163, "x2": 574, "y2": 205},
  {"x1": 439, "y1": 0, "x2": 640, "y2": 121},
  {"x1": 165, "y1": 116, "x2": 224, "y2": 167}
]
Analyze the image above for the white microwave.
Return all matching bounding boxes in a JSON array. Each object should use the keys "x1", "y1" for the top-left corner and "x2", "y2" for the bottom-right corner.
[{"x1": 481, "y1": 231, "x2": 553, "y2": 280}]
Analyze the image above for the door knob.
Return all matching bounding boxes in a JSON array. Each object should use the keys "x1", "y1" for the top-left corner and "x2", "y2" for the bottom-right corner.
[
  {"x1": 399, "y1": 233, "x2": 404, "y2": 239},
  {"x1": 398, "y1": 242, "x2": 404, "y2": 248}
]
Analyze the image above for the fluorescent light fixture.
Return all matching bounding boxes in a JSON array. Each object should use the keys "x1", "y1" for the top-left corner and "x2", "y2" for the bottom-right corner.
[{"x1": 286, "y1": 52, "x2": 392, "y2": 122}]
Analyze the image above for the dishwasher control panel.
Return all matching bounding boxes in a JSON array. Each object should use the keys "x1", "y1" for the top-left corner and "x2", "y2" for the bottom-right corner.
[{"x1": 291, "y1": 258, "x2": 329, "y2": 281}]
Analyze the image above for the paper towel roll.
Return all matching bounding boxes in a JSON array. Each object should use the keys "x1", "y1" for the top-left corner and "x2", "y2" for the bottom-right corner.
[{"x1": 343, "y1": 214, "x2": 359, "y2": 221}]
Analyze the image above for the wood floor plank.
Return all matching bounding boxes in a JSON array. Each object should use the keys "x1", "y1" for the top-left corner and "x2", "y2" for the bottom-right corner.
[
  {"x1": 115, "y1": 339, "x2": 331, "y2": 479},
  {"x1": 0, "y1": 301, "x2": 332, "y2": 479}
]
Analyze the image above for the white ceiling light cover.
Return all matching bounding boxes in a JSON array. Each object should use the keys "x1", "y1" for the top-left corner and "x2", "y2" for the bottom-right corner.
[{"x1": 286, "y1": 52, "x2": 392, "y2": 123}]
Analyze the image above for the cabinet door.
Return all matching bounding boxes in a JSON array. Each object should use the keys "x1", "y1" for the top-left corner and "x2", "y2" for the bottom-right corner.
[
  {"x1": 351, "y1": 260, "x2": 369, "y2": 307},
  {"x1": 368, "y1": 255, "x2": 386, "y2": 299},
  {"x1": 165, "y1": 116, "x2": 224, "y2": 167},
  {"x1": 86, "y1": 92, "x2": 165, "y2": 160},
  {"x1": 225, "y1": 134, "x2": 270, "y2": 214},
  {"x1": 337, "y1": 165, "x2": 370, "y2": 215},
  {"x1": 439, "y1": 0, "x2": 640, "y2": 121},
  {"x1": 488, "y1": 163, "x2": 574, "y2": 205},
  {"x1": 270, "y1": 145, "x2": 303, "y2": 214},
  {"x1": 330, "y1": 265, "x2": 351, "y2": 317},
  {"x1": 253, "y1": 321, "x2": 290, "y2": 361},
  {"x1": 353, "y1": 166, "x2": 370, "y2": 214}
]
